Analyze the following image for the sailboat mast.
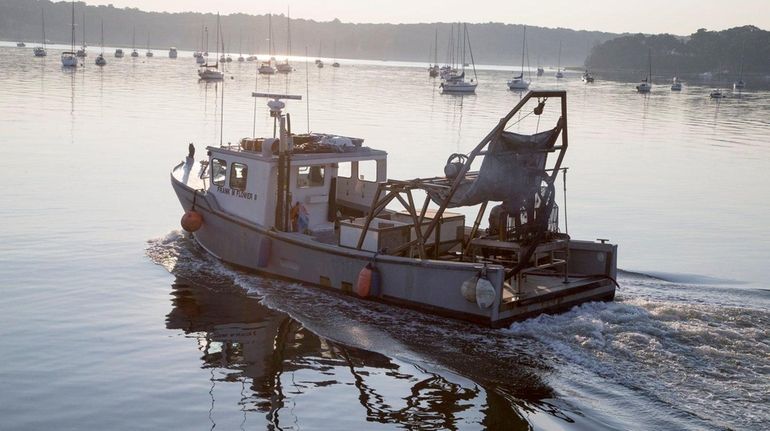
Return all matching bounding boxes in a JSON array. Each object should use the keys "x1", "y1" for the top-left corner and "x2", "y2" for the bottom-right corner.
[
  {"x1": 82, "y1": 13, "x2": 85, "y2": 49},
  {"x1": 70, "y1": 1, "x2": 75, "y2": 52},
  {"x1": 520, "y1": 27, "x2": 526, "y2": 76},
  {"x1": 433, "y1": 28, "x2": 438, "y2": 65},
  {"x1": 286, "y1": 9, "x2": 291, "y2": 58},
  {"x1": 41, "y1": 8, "x2": 46, "y2": 48},
  {"x1": 215, "y1": 14, "x2": 220, "y2": 67},
  {"x1": 100, "y1": 20, "x2": 104, "y2": 54}
]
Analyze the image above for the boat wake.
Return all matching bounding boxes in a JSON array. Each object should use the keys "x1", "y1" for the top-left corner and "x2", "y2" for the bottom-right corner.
[
  {"x1": 147, "y1": 232, "x2": 769, "y2": 430},
  {"x1": 507, "y1": 275, "x2": 770, "y2": 430}
]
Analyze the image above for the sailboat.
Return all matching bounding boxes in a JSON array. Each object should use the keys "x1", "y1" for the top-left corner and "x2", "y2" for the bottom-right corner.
[
  {"x1": 507, "y1": 26, "x2": 530, "y2": 90},
  {"x1": 33, "y1": 7, "x2": 47, "y2": 57},
  {"x1": 130, "y1": 26, "x2": 139, "y2": 57},
  {"x1": 670, "y1": 76, "x2": 682, "y2": 91},
  {"x1": 316, "y1": 40, "x2": 324, "y2": 68},
  {"x1": 332, "y1": 41, "x2": 340, "y2": 67},
  {"x1": 440, "y1": 23, "x2": 478, "y2": 94},
  {"x1": 195, "y1": 26, "x2": 207, "y2": 64},
  {"x1": 61, "y1": 1, "x2": 78, "y2": 67},
  {"x1": 237, "y1": 32, "x2": 245, "y2": 62},
  {"x1": 428, "y1": 28, "x2": 439, "y2": 77},
  {"x1": 145, "y1": 34, "x2": 154, "y2": 57},
  {"x1": 277, "y1": 10, "x2": 293, "y2": 73},
  {"x1": 636, "y1": 48, "x2": 652, "y2": 93},
  {"x1": 733, "y1": 45, "x2": 746, "y2": 90},
  {"x1": 76, "y1": 13, "x2": 87, "y2": 57},
  {"x1": 555, "y1": 42, "x2": 564, "y2": 79},
  {"x1": 198, "y1": 14, "x2": 224, "y2": 81},
  {"x1": 258, "y1": 14, "x2": 277, "y2": 74},
  {"x1": 95, "y1": 20, "x2": 107, "y2": 66}
]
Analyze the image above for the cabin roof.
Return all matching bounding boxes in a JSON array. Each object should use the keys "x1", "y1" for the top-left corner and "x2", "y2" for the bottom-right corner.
[{"x1": 207, "y1": 145, "x2": 387, "y2": 165}]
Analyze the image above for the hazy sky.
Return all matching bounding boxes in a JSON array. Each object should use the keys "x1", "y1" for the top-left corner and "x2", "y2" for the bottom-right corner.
[{"x1": 83, "y1": 0, "x2": 767, "y2": 35}]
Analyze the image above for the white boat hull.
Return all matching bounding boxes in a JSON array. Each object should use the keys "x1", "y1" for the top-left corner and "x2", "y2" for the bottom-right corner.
[{"x1": 507, "y1": 79, "x2": 530, "y2": 90}]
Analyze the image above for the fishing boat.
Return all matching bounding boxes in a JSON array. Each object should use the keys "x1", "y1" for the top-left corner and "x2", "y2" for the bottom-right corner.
[
  {"x1": 507, "y1": 26, "x2": 530, "y2": 90},
  {"x1": 581, "y1": 70, "x2": 594, "y2": 83},
  {"x1": 95, "y1": 20, "x2": 107, "y2": 66},
  {"x1": 33, "y1": 8, "x2": 47, "y2": 57},
  {"x1": 61, "y1": 1, "x2": 78, "y2": 67},
  {"x1": 670, "y1": 77, "x2": 682, "y2": 91},
  {"x1": 198, "y1": 14, "x2": 224, "y2": 81},
  {"x1": 169, "y1": 47, "x2": 178, "y2": 59},
  {"x1": 636, "y1": 49, "x2": 652, "y2": 93},
  {"x1": 555, "y1": 42, "x2": 564, "y2": 79},
  {"x1": 440, "y1": 24, "x2": 478, "y2": 94},
  {"x1": 170, "y1": 90, "x2": 617, "y2": 327},
  {"x1": 76, "y1": 13, "x2": 87, "y2": 57}
]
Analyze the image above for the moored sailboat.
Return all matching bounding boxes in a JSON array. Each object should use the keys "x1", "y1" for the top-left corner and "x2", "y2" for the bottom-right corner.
[
  {"x1": 95, "y1": 20, "x2": 107, "y2": 66},
  {"x1": 61, "y1": 1, "x2": 78, "y2": 67},
  {"x1": 33, "y1": 7, "x2": 47, "y2": 57},
  {"x1": 636, "y1": 49, "x2": 652, "y2": 93},
  {"x1": 507, "y1": 26, "x2": 530, "y2": 90},
  {"x1": 441, "y1": 23, "x2": 478, "y2": 94},
  {"x1": 198, "y1": 14, "x2": 224, "y2": 81}
]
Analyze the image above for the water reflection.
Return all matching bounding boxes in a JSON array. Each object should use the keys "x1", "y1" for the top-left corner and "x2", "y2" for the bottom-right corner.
[{"x1": 165, "y1": 276, "x2": 542, "y2": 430}]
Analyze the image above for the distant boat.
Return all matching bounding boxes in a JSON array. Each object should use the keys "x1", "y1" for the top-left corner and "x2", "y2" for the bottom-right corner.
[
  {"x1": 440, "y1": 24, "x2": 478, "y2": 94},
  {"x1": 507, "y1": 26, "x2": 530, "y2": 90},
  {"x1": 95, "y1": 20, "x2": 107, "y2": 66},
  {"x1": 710, "y1": 89, "x2": 725, "y2": 99},
  {"x1": 76, "y1": 12, "x2": 87, "y2": 57},
  {"x1": 581, "y1": 70, "x2": 594, "y2": 83},
  {"x1": 169, "y1": 47, "x2": 178, "y2": 59},
  {"x1": 130, "y1": 26, "x2": 139, "y2": 57},
  {"x1": 33, "y1": 8, "x2": 47, "y2": 57},
  {"x1": 316, "y1": 60, "x2": 324, "y2": 69},
  {"x1": 17, "y1": 42, "x2": 26, "y2": 47},
  {"x1": 145, "y1": 34, "x2": 153, "y2": 57},
  {"x1": 316, "y1": 40, "x2": 324, "y2": 68},
  {"x1": 237, "y1": 31, "x2": 245, "y2": 62},
  {"x1": 670, "y1": 77, "x2": 682, "y2": 91},
  {"x1": 428, "y1": 28, "x2": 439, "y2": 77},
  {"x1": 537, "y1": 67, "x2": 544, "y2": 77},
  {"x1": 332, "y1": 40, "x2": 340, "y2": 68},
  {"x1": 636, "y1": 49, "x2": 652, "y2": 93},
  {"x1": 734, "y1": 45, "x2": 746, "y2": 90},
  {"x1": 61, "y1": 1, "x2": 78, "y2": 67},
  {"x1": 258, "y1": 61, "x2": 276, "y2": 74},
  {"x1": 114, "y1": 48, "x2": 124, "y2": 58},
  {"x1": 555, "y1": 42, "x2": 564, "y2": 79},
  {"x1": 198, "y1": 14, "x2": 224, "y2": 81}
]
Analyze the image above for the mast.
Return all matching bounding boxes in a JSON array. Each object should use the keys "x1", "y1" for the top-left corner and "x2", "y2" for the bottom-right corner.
[
  {"x1": 100, "y1": 20, "x2": 104, "y2": 54},
  {"x1": 268, "y1": 13, "x2": 273, "y2": 58},
  {"x1": 433, "y1": 28, "x2": 438, "y2": 65},
  {"x1": 520, "y1": 26, "x2": 526, "y2": 77},
  {"x1": 132, "y1": 26, "x2": 135, "y2": 50},
  {"x1": 648, "y1": 48, "x2": 652, "y2": 82},
  {"x1": 81, "y1": 12, "x2": 86, "y2": 49},
  {"x1": 204, "y1": 26, "x2": 209, "y2": 55},
  {"x1": 215, "y1": 14, "x2": 220, "y2": 68},
  {"x1": 41, "y1": 8, "x2": 46, "y2": 48},
  {"x1": 557, "y1": 41, "x2": 562, "y2": 71},
  {"x1": 285, "y1": 9, "x2": 292, "y2": 59},
  {"x1": 70, "y1": 1, "x2": 75, "y2": 52}
]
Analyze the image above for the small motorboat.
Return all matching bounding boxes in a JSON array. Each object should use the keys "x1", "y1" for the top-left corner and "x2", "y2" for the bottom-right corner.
[
  {"x1": 169, "y1": 47, "x2": 178, "y2": 59},
  {"x1": 114, "y1": 48, "x2": 124, "y2": 58},
  {"x1": 536, "y1": 67, "x2": 544, "y2": 77},
  {"x1": 76, "y1": 48, "x2": 87, "y2": 58},
  {"x1": 671, "y1": 77, "x2": 682, "y2": 91},
  {"x1": 17, "y1": 42, "x2": 26, "y2": 47},
  {"x1": 581, "y1": 71, "x2": 595, "y2": 83},
  {"x1": 33, "y1": 47, "x2": 47, "y2": 57},
  {"x1": 555, "y1": 69, "x2": 564, "y2": 79},
  {"x1": 196, "y1": 54, "x2": 205, "y2": 65},
  {"x1": 710, "y1": 89, "x2": 725, "y2": 99},
  {"x1": 316, "y1": 60, "x2": 324, "y2": 68},
  {"x1": 95, "y1": 53, "x2": 107, "y2": 66},
  {"x1": 130, "y1": 49, "x2": 139, "y2": 58}
]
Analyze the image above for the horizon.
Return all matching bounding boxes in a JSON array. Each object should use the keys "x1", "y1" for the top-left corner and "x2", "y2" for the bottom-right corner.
[{"x1": 74, "y1": 0, "x2": 768, "y2": 36}]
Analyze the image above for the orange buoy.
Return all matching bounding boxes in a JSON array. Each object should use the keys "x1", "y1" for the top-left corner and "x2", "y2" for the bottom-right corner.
[{"x1": 181, "y1": 210, "x2": 203, "y2": 232}]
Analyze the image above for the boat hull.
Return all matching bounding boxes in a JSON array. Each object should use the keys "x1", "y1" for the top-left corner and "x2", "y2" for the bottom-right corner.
[{"x1": 171, "y1": 161, "x2": 617, "y2": 326}]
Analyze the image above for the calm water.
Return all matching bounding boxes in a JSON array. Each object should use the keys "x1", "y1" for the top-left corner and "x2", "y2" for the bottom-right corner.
[{"x1": 1, "y1": 43, "x2": 769, "y2": 430}]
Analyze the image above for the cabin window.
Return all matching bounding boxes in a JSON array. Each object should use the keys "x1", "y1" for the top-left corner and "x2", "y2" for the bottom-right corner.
[
  {"x1": 358, "y1": 160, "x2": 377, "y2": 182},
  {"x1": 296, "y1": 165, "x2": 325, "y2": 188},
  {"x1": 229, "y1": 162, "x2": 248, "y2": 191},
  {"x1": 336, "y1": 162, "x2": 352, "y2": 179},
  {"x1": 211, "y1": 158, "x2": 227, "y2": 186}
]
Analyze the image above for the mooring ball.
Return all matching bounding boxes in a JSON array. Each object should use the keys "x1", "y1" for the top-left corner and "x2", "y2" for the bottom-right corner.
[
  {"x1": 444, "y1": 161, "x2": 463, "y2": 179},
  {"x1": 181, "y1": 210, "x2": 203, "y2": 232}
]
